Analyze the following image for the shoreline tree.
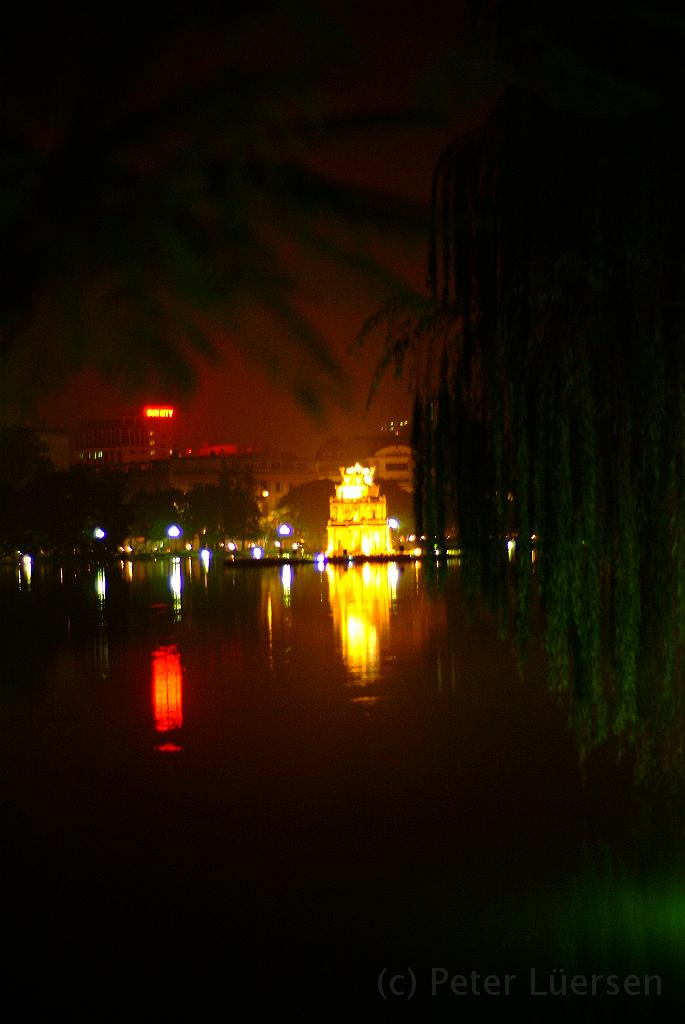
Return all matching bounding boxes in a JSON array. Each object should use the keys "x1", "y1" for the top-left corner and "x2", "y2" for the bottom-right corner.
[{"x1": 371, "y1": 3, "x2": 685, "y2": 775}]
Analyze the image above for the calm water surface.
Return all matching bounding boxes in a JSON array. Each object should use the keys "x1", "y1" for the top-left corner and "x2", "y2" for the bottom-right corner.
[{"x1": 1, "y1": 556, "x2": 683, "y2": 1015}]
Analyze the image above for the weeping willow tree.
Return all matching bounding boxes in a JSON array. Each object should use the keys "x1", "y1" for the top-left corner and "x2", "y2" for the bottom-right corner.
[{"x1": 373, "y1": 5, "x2": 685, "y2": 774}]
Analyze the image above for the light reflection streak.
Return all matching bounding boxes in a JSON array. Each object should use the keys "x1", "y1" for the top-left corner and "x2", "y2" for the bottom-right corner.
[
  {"x1": 326, "y1": 564, "x2": 394, "y2": 683},
  {"x1": 21, "y1": 554, "x2": 32, "y2": 588},
  {"x1": 93, "y1": 567, "x2": 108, "y2": 675},
  {"x1": 95, "y1": 567, "x2": 107, "y2": 604},
  {"x1": 169, "y1": 557, "x2": 182, "y2": 621},
  {"x1": 94, "y1": 632, "x2": 110, "y2": 676},
  {"x1": 437, "y1": 650, "x2": 457, "y2": 693},
  {"x1": 387, "y1": 561, "x2": 399, "y2": 607},
  {"x1": 266, "y1": 592, "x2": 274, "y2": 670},
  {"x1": 281, "y1": 563, "x2": 292, "y2": 606},
  {"x1": 152, "y1": 644, "x2": 183, "y2": 751}
]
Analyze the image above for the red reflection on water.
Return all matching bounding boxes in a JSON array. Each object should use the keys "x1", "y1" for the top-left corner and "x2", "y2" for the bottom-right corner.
[{"x1": 152, "y1": 644, "x2": 183, "y2": 750}]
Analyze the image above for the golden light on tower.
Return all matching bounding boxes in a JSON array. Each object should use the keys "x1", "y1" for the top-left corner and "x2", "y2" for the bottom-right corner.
[{"x1": 326, "y1": 463, "x2": 393, "y2": 558}]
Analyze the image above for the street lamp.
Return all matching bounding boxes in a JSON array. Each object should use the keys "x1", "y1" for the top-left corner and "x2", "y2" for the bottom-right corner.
[{"x1": 167, "y1": 524, "x2": 182, "y2": 539}]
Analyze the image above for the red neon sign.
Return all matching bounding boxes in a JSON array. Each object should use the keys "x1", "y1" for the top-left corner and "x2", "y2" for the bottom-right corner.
[{"x1": 144, "y1": 406, "x2": 175, "y2": 419}]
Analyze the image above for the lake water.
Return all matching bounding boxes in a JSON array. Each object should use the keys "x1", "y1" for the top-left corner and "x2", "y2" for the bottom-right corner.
[{"x1": 1, "y1": 556, "x2": 683, "y2": 1016}]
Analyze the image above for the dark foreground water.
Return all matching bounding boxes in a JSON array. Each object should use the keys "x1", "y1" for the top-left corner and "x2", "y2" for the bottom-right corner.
[{"x1": 1, "y1": 556, "x2": 683, "y2": 1018}]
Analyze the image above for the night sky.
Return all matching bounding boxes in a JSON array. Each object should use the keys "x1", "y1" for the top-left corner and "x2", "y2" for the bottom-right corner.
[{"x1": 3, "y1": 3, "x2": 474, "y2": 455}]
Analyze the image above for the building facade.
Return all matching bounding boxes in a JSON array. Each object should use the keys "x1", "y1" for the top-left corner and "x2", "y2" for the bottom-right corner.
[
  {"x1": 107, "y1": 447, "x2": 318, "y2": 512},
  {"x1": 75, "y1": 407, "x2": 176, "y2": 465},
  {"x1": 316, "y1": 436, "x2": 413, "y2": 492}
]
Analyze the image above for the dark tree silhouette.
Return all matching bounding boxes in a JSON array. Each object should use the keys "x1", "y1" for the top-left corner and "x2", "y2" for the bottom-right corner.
[
  {"x1": 0, "y1": 4, "x2": 426, "y2": 419},
  {"x1": 0, "y1": 465, "x2": 128, "y2": 555},
  {"x1": 276, "y1": 478, "x2": 335, "y2": 549},
  {"x1": 126, "y1": 487, "x2": 187, "y2": 542},
  {"x1": 184, "y1": 481, "x2": 260, "y2": 544},
  {"x1": 376, "y1": 478, "x2": 414, "y2": 535},
  {"x1": 372, "y1": 3, "x2": 685, "y2": 774},
  {"x1": 0, "y1": 425, "x2": 51, "y2": 488}
]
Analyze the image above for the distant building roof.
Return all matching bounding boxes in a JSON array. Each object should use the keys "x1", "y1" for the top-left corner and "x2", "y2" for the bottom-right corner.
[{"x1": 315, "y1": 434, "x2": 389, "y2": 463}]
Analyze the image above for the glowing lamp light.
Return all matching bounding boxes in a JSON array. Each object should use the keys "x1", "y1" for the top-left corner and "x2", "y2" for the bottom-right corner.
[
  {"x1": 227, "y1": 541, "x2": 236, "y2": 552},
  {"x1": 167, "y1": 525, "x2": 182, "y2": 539},
  {"x1": 388, "y1": 518, "x2": 399, "y2": 530},
  {"x1": 278, "y1": 524, "x2": 293, "y2": 536},
  {"x1": 340, "y1": 485, "x2": 364, "y2": 501},
  {"x1": 252, "y1": 546, "x2": 264, "y2": 560},
  {"x1": 93, "y1": 527, "x2": 106, "y2": 540}
]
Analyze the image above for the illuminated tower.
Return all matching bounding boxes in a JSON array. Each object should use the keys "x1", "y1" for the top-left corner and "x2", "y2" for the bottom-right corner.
[{"x1": 326, "y1": 463, "x2": 392, "y2": 557}]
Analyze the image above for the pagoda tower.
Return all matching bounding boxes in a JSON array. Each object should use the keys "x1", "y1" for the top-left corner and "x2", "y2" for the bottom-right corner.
[{"x1": 326, "y1": 463, "x2": 392, "y2": 557}]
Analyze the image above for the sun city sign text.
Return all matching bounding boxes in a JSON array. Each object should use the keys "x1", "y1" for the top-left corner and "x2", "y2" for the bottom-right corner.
[{"x1": 144, "y1": 407, "x2": 175, "y2": 419}]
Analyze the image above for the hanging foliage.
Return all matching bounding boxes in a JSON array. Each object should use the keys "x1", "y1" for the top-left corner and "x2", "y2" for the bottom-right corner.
[{"x1": 372, "y1": 7, "x2": 685, "y2": 772}]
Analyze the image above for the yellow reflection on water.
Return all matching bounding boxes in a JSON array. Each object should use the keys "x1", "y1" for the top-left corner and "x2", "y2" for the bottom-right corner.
[
  {"x1": 259, "y1": 566, "x2": 296, "y2": 672},
  {"x1": 266, "y1": 591, "x2": 274, "y2": 670},
  {"x1": 326, "y1": 563, "x2": 397, "y2": 683},
  {"x1": 152, "y1": 644, "x2": 183, "y2": 751},
  {"x1": 20, "y1": 554, "x2": 32, "y2": 589},
  {"x1": 94, "y1": 569, "x2": 108, "y2": 673},
  {"x1": 281, "y1": 563, "x2": 292, "y2": 607},
  {"x1": 387, "y1": 561, "x2": 399, "y2": 608}
]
